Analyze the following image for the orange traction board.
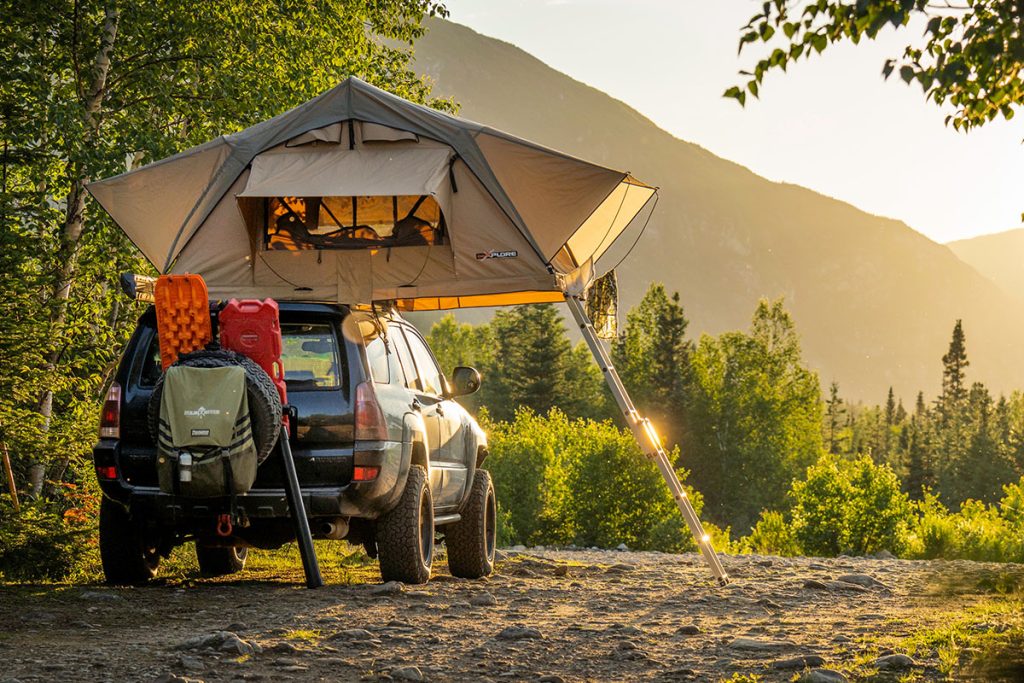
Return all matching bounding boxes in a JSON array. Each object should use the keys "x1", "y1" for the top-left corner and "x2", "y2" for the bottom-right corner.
[{"x1": 154, "y1": 274, "x2": 212, "y2": 369}]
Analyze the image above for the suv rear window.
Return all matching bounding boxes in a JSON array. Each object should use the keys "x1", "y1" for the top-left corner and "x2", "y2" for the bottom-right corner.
[
  {"x1": 282, "y1": 323, "x2": 341, "y2": 390},
  {"x1": 137, "y1": 319, "x2": 345, "y2": 391}
]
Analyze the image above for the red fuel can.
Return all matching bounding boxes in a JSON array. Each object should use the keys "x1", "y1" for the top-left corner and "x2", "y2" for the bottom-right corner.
[{"x1": 219, "y1": 299, "x2": 288, "y2": 422}]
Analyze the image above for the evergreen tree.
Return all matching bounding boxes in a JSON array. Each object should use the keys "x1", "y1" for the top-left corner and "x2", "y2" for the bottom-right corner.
[
  {"x1": 881, "y1": 386, "x2": 898, "y2": 464},
  {"x1": 895, "y1": 399, "x2": 907, "y2": 424},
  {"x1": 479, "y1": 305, "x2": 605, "y2": 422},
  {"x1": 561, "y1": 344, "x2": 614, "y2": 423},
  {"x1": 955, "y1": 383, "x2": 1018, "y2": 503},
  {"x1": 903, "y1": 393, "x2": 934, "y2": 500},
  {"x1": 612, "y1": 283, "x2": 693, "y2": 445},
  {"x1": 935, "y1": 320, "x2": 971, "y2": 504},
  {"x1": 939, "y1": 320, "x2": 969, "y2": 421},
  {"x1": 825, "y1": 381, "x2": 845, "y2": 454}
]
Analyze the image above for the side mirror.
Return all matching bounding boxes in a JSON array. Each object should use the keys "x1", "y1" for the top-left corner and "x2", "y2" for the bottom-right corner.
[{"x1": 449, "y1": 366, "x2": 481, "y2": 397}]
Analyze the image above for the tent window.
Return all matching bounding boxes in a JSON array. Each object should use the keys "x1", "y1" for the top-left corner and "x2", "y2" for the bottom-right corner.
[{"x1": 264, "y1": 195, "x2": 445, "y2": 250}]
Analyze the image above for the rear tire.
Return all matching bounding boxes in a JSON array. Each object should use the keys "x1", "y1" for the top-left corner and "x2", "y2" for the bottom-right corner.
[
  {"x1": 376, "y1": 465, "x2": 433, "y2": 584},
  {"x1": 99, "y1": 498, "x2": 159, "y2": 586},
  {"x1": 195, "y1": 544, "x2": 248, "y2": 576},
  {"x1": 445, "y1": 469, "x2": 496, "y2": 579}
]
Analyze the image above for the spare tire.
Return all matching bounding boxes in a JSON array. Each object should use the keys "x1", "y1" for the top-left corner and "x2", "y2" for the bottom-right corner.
[{"x1": 148, "y1": 348, "x2": 282, "y2": 463}]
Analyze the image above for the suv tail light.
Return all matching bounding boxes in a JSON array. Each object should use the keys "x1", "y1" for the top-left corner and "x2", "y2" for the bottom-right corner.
[
  {"x1": 353, "y1": 466, "x2": 380, "y2": 482},
  {"x1": 96, "y1": 465, "x2": 118, "y2": 480},
  {"x1": 354, "y1": 382, "x2": 388, "y2": 441},
  {"x1": 99, "y1": 382, "x2": 121, "y2": 438}
]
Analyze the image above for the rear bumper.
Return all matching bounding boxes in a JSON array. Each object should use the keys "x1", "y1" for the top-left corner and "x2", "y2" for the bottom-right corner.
[{"x1": 93, "y1": 438, "x2": 409, "y2": 524}]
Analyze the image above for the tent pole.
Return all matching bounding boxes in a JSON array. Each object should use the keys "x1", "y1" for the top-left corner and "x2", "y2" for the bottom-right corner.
[{"x1": 564, "y1": 293, "x2": 729, "y2": 585}]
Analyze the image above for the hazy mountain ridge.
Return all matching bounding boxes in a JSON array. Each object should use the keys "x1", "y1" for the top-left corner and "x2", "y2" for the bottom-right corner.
[
  {"x1": 948, "y1": 228, "x2": 1024, "y2": 304},
  {"x1": 413, "y1": 19, "x2": 1024, "y2": 400}
]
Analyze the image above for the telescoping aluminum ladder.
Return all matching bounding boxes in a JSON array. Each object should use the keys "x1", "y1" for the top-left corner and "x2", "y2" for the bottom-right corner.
[{"x1": 564, "y1": 293, "x2": 730, "y2": 585}]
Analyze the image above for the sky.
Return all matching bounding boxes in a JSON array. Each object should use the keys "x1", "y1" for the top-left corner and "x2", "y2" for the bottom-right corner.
[{"x1": 440, "y1": 0, "x2": 1023, "y2": 244}]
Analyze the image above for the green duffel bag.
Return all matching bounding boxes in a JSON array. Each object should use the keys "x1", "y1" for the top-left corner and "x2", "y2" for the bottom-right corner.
[{"x1": 156, "y1": 364, "x2": 257, "y2": 497}]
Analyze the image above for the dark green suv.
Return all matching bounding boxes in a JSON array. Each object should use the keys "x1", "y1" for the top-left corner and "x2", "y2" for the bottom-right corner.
[{"x1": 94, "y1": 303, "x2": 496, "y2": 585}]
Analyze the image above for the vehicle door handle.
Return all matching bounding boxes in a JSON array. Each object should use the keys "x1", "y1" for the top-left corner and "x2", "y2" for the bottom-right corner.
[
  {"x1": 411, "y1": 399, "x2": 421, "y2": 412},
  {"x1": 436, "y1": 404, "x2": 444, "y2": 416}
]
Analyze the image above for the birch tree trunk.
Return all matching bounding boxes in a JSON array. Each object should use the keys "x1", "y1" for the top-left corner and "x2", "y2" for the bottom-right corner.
[{"x1": 28, "y1": 5, "x2": 119, "y2": 497}]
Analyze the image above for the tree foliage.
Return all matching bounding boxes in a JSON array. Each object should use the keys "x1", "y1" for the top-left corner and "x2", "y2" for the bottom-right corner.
[
  {"x1": 470, "y1": 305, "x2": 609, "y2": 423},
  {"x1": 0, "y1": 0, "x2": 449, "y2": 499},
  {"x1": 728, "y1": 0, "x2": 1023, "y2": 132},
  {"x1": 425, "y1": 314, "x2": 494, "y2": 412},
  {"x1": 686, "y1": 298, "x2": 823, "y2": 531}
]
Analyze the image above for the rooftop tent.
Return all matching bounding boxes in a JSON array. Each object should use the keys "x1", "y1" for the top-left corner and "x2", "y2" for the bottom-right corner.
[{"x1": 86, "y1": 77, "x2": 656, "y2": 308}]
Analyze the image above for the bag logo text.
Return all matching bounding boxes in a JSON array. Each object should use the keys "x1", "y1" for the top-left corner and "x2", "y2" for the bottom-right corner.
[{"x1": 184, "y1": 406, "x2": 220, "y2": 419}]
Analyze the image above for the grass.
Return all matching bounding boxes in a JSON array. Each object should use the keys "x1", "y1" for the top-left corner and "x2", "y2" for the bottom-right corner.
[
  {"x1": 0, "y1": 539, "x2": 384, "y2": 587},
  {"x1": 162, "y1": 539, "x2": 383, "y2": 585},
  {"x1": 283, "y1": 628, "x2": 322, "y2": 643},
  {"x1": 849, "y1": 582, "x2": 1024, "y2": 681}
]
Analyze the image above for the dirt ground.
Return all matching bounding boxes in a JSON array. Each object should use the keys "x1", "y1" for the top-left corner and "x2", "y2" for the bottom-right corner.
[{"x1": 1, "y1": 549, "x2": 1022, "y2": 683}]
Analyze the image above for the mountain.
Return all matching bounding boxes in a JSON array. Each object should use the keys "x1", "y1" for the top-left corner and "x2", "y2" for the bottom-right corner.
[
  {"x1": 412, "y1": 19, "x2": 1024, "y2": 401},
  {"x1": 948, "y1": 229, "x2": 1024, "y2": 303}
]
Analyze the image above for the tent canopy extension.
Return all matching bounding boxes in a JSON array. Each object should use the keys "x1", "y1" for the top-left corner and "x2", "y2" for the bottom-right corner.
[{"x1": 87, "y1": 77, "x2": 657, "y2": 310}]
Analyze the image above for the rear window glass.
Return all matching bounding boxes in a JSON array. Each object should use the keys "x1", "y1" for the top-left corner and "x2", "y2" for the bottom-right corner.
[
  {"x1": 265, "y1": 195, "x2": 445, "y2": 250},
  {"x1": 138, "y1": 333, "x2": 162, "y2": 387},
  {"x1": 365, "y1": 335, "x2": 390, "y2": 384},
  {"x1": 282, "y1": 323, "x2": 341, "y2": 390}
]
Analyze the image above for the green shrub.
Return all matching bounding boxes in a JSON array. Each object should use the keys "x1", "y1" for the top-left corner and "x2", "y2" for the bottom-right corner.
[
  {"x1": 955, "y1": 500, "x2": 1022, "y2": 562},
  {"x1": 485, "y1": 408, "x2": 700, "y2": 551},
  {"x1": 998, "y1": 477, "x2": 1024, "y2": 528},
  {"x1": 484, "y1": 408, "x2": 576, "y2": 546},
  {"x1": 905, "y1": 491, "x2": 961, "y2": 559},
  {"x1": 563, "y1": 417, "x2": 699, "y2": 552},
  {"x1": 790, "y1": 454, "x2": 912, "y2": 556},
  {"x1": 740, "y1": 510, "x2": 800, "y2": 556},
  {"x1": 0, "y1": 500, "x2": 91, "y2": 582},
  {"x1": 904, "y1": 489, "x2": 1024, "y2": 563}
]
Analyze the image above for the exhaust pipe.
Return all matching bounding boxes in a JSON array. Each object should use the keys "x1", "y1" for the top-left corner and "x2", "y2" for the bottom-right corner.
[{"x1": 317, "y1": 519, "x2": 349, "y2": 540}]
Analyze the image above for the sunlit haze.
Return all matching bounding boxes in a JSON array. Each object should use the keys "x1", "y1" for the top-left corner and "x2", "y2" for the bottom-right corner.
[{"x1": 440, "y1": 0, "x2": 1023, "y2": 243}]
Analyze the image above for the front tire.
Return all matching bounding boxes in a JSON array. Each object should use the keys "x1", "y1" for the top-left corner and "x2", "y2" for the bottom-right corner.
[
  {"x1": 376, "y1": 465, "x2": 433, "y2": 584},
  {"x1": 445, "y1": 469, "x2": 496, "y2": 579},
  {"x1": 99, "y1": 498, "x2": 159, "y2": 586},
  {"x1": 195, "y1": 544, "x2": 248, "y2": 576}
]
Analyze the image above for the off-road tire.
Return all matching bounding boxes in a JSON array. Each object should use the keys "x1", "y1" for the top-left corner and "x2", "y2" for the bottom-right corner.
[
  {"x1": 444, "y1": 469, "x2": 496, "y2": 579},
  {"x1": 148, "y1": 348, "x2": 281, "y2": 463},
  {"x1": 99, "y1": 498, "x2": 160, "y2": 585},
  {"x1": 195, "y1": 544, "x2": 248, "y2": 576},
  {"x1": 376, "y1": 465, "x2": 433, "y2": 584}
]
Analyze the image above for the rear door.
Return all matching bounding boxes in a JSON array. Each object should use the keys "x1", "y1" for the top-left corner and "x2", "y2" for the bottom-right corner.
[
  {"x1": 391, "y1": 325, "x2": 445, "y2": 501},
  {"x1": 401, "y1": 326, "x2": 467, "y2": 509}
]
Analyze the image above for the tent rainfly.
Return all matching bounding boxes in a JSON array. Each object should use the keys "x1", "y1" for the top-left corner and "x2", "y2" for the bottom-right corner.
[{"x1": 88, "y1": 77, "x2": 728, "y2": 584}]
